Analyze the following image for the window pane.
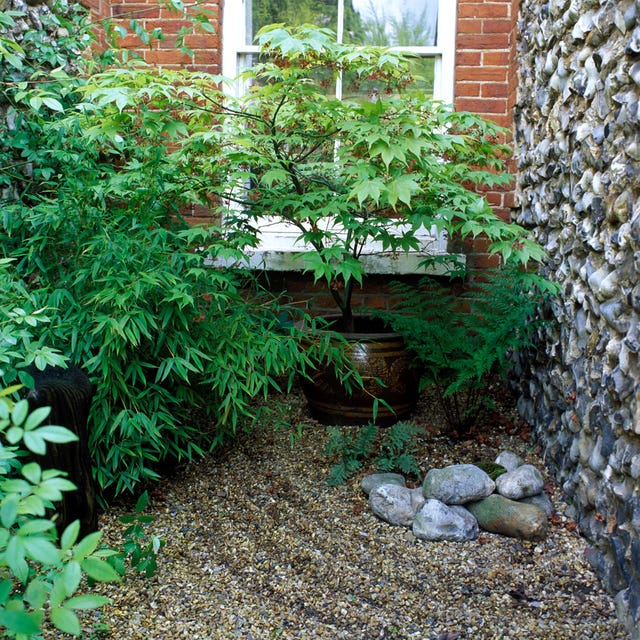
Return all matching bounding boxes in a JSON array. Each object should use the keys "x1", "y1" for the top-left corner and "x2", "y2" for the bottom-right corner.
[
  {"x1": 342, "y1": 56, "x2": 435, "y2": 101},
  {"x1": 346, "y1": 0, "x2": 438, "y2": 46},
  {"x1": 247, "y1": 0, "x2": 339, "y2": 45}
]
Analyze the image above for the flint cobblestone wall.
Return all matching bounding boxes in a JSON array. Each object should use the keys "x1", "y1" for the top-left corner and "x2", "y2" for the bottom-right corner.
[
  {"x1": 0, "y1": 0, "x2": 61, "y2": 202},
  {"x1": 513, "y1": 0, "x2": 640, "y2": 634}
]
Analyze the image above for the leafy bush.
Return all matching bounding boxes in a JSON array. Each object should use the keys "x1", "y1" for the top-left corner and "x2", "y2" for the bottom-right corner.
[
  {"x1": 324, "y1": 421, "x2": 422, "y2": 485},
  {"x1": 1, "y1": 5, "x2": 350, "y2": 499},
  {"x1": 0, "y1": 259, "x2": 68, "y2": 387},
  {"x1": 373, "y1": 421, "x2": 422, "y2": 479},
  {"x1": 75, "y1": 24, "x2": 546, "y2": 333},
  {"x1": 0, "y1": 390, "x2": 119, "y2": 638},
  {"x1": 110, "y1": 491, "x2": 164, "y2": 579},
  {"x1": 373, "y1": 266, "x2": 557, "y2": 434},
  {"x1": 2, "y1": 188, "x2": 339, "y2": 497},
  {"x1": 324, "y1": 423, "x2": 379, "y2": 486}
]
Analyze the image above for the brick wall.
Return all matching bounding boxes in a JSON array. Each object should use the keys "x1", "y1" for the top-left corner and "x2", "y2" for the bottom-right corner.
[
  {"x1": 454, "y1": 0, "x2": 518, "y2": 270},
  {"x1": 86, "y1": 0, "x2": 223, "y2": 73}
]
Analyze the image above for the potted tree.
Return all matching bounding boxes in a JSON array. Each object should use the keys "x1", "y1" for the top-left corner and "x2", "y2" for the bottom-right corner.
[
  {"x1": 205, "y1": 25, "x2": 545, "y2": 424},
  {"x1": 202, "y1": 25, "x2": 544, "y2": 424}
]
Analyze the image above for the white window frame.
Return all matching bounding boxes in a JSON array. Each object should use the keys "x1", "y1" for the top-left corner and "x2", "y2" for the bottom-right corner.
[{"x1": 220, "y1": 0, "x2": 459, "y2": 275}]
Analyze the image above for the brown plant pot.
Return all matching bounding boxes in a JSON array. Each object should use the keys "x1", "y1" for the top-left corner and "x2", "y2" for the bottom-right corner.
[{"x1": 299, "y1": 315, "x2": 420, "y2": 426}]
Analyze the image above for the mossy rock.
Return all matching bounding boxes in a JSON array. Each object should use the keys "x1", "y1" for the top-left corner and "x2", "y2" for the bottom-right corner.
[{"x1": 475, "y1": 461, "x2": 507, "y2": 481}]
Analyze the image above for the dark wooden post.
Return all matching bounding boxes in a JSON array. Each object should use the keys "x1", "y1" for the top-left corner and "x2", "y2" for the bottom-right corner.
[{"x1": 26, "y1": 365, "x2": 98, "y2": 536}]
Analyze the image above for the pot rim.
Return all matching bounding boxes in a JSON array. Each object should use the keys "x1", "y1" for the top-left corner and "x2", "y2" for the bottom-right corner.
[{"x1": 297, "y1": 313, "x2": 403, "y2": 341}]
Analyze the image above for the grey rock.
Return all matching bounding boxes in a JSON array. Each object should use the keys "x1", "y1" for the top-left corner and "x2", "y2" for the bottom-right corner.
[
  {"x1": 466, "y1": 495, "x2": 548, "y2": 540},
  {"x1": 496, "y1": 464, "x2": 545, "y2": 500},
  {"x1": 369, "y1": 484, "x2": 425, "y2": 527},
  {"x1": 495, "y1": 451, "x2": 525, "y2": 472},
  {"x1": 361, "y1": 473, "x2": 405, "y2": 496},
  {"x1": 422, "y1": 464, "x2": 495, "y2": 505},
  {"x1": 412, "y1": 500, "x2": 479, "y2": 542}
]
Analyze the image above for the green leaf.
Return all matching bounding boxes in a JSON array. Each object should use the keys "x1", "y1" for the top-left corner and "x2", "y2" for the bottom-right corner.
[
  {"x1": 1, "y1": 479, "x2": 30, "y2": 493},
  {"x1": 59, "y1": 561, "x2": 82, "y2": 597},
  {"x1": 0, "y1": 580, "x2": 13, "y2": 604},
  {"x1": 61, "y1": 520, "x2": 81, "y2": 551},
  {"x1": 23, "y1": 406, "x2": 51, "y2": 430},
  {"x1": 81, "y1": 557, "x2": 122, "y2": 583},
  {"x1": 4, "y1": 426, "x2": 23, "y2": 444},
  {"x1": 72, "y1": 530, "x2": 102, "y2": 560},
  {"x1": 50, "y1": 606, "x2": 81, "y2": 635},
  {"x1": 135, "y1": 490, "x2": 149, "y2": 513},
  {"x1": 23, "y1": 430, "x2": 46, "y2": 455},
  {"x1": 6, "y1": 536, "x2": 28, "y2": 583},
  {"x1": 0, "y1": 609, "x2": 42, "y2": 635},
  {"x1": 34, "y1": 425, "x2": 78, "y2": 443},
  {"x1": 17, "y1": 518, "x2": 55, "y2": 536},
  {"x1": 21, "y1": 461, "x2": 42, "y2": 484},
  {"x1": 0, "y1": 496, "x2": 19, "y2": 528},
  {"x1": 64, "y1": 594, "x2": 111, "y2": 610},
  {"x1": 43, "y1": 98, "x2": 64, "y2": 115},
  {"x1": 24, "y1": 578, "x2": 48, "y2": 609},
  {"x1": 10, "y1": 400, "x2": 28, "y2": 427},
  {"x1": 387, "y1": 174, "x2": 421, "y2": 207},
  {"x1": 23, "y1": 536, "x2": 62, "y2": 565}
]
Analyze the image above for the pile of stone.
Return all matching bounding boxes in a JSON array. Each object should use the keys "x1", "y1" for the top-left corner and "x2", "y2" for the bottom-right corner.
[{"x1": 362, "y1": 451, "x2": 553, "y2": 542}]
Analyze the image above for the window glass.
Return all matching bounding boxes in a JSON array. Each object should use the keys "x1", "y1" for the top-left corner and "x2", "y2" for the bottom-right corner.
[
  {"x1": 346, "y1": 0, "x2": 438, "y2": 46},
  {"x1": 244, "y1": 0, "x2": 439, "y2": 100},
  {"x1": 248, "y1": 0, "x2": 338, "y2": 45},
  {"x1": 342, "y1": 57, "x2": 435, "y2": 101},
  {"x1": 248, "y1": 0, "x2": 439, "y2": 47}
]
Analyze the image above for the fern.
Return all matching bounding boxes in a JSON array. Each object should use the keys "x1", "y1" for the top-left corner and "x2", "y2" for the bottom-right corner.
[
  {"x1": 373, "y1": 265, "x2": 554, "y2": 434},
  {"x1": 324, "y1": 423, "x2": 379, "y2": 486},
  {"x1": 324, "y1": 421, "x2": 423, "y2": 485},
  {"x1": 374, "y1": 421, "x2": 422, "y2": 480}
]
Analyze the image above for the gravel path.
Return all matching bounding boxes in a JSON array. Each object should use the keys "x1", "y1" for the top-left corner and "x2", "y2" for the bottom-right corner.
[{"x1": 86, "y1": 389, "x2": 628, "y2": 640}]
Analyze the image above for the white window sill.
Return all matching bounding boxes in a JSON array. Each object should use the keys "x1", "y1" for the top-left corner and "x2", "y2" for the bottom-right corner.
[{"x1": 212, "y1": 249, "x2": 464, "y2": 275}]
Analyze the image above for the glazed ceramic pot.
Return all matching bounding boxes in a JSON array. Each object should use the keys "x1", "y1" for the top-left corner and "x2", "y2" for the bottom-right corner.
[{"x1": 299, "y1": 315, "x2": 420, "y2": 426}]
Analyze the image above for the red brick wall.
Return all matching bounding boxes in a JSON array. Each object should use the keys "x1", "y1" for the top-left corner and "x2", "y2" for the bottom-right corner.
[
  {"x1": 455, "y1": 0, "x2": 516, "y2": 127},
  {"x1": 86, "y1": 0, "x2": 223, "y2": 73},
  {"x1": 454, "y1": 0, "x2": 518, "y2": 270}
]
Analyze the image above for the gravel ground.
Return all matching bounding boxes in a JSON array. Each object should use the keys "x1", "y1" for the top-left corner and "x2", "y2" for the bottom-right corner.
[{"x1": 80, "y1": 388, "x2": 628, "y2": 640}]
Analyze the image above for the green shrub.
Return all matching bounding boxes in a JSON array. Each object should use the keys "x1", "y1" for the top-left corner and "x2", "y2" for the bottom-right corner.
[
  {"x1": 1, "y1": 6, "x2": 349, "y2": 499},
  {"x1": 110, "y1": 490, "x2": 164, "y2": 579},
  {"x1": 324, "y1": 421, "x2": 422, "y2": 486},
  {"x1": 0, "y1": 259, "x2": 68, "y2": 387},
  {"x1": 324, "y1": 423, "x2": 379, "y2": 486},
  {"x1": 374, "y1": 266, "x2": 557, "y2": 433},
  {"x1": 0, "y1": 390, "x2": 119, "y2": 638},
  {"x1": 2, "y1": 199, "x2": 337, "y2": 498},
  {"x1": 373, "y1": 421, "x2": 422, "y2": 479}
]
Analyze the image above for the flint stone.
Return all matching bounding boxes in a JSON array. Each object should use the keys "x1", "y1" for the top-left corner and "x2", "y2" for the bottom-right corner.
[
  {"x1": 496, "y1": 464, "x2": 545, "y2": 500},
  {"x1": 422, "y1": 464, "x2": 495, "y2": 505},
  {"x1": 495, "y1": 451, "x2": 525, "y2": 472},
  {"x1": 412, "y1": 500, "x2": 479, "y2": 542},
  {"x1": 369, "y1": 484, "x2": 425, "y2": 527},
  {"x1": 361, "y1": 473, "x2": 405, "y2": 496},
  {"x1": 467, "y1": 495, "x2": 549, "y2": 540}
]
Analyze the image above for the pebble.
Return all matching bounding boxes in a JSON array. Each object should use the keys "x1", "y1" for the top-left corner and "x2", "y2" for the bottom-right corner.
[{"x1": 83, "y1": 391, "x2": 628, "y2": 640}]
